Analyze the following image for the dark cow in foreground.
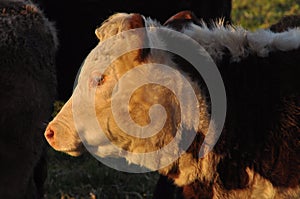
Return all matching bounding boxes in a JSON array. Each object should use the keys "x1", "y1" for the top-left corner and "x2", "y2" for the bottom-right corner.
[
  {"x1": 44, "y1": 12, "x2": 300, "y2": 199},
  {"x1": 0, "y1": 0, "x2": 57, "y2": 198}
]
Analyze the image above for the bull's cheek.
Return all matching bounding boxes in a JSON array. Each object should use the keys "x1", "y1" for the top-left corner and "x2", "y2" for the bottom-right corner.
[
  {"x1": 90, "y1": 82, "x2": 181, "y2": 154},
  {"x1": 66, "y1": 151, "x2": 82, "y2": 157},
  {"x1": 93, "y1": 104, "x2": 179, "y2": 154}
]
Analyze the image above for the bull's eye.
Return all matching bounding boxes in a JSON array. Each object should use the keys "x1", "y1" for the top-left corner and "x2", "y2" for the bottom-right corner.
[
  {"x1": 90, "y1": 72, "x2": 106, "y2": 88},
  {"x1": 95, "y1": 75, "x2": 105, "y2": 86}
]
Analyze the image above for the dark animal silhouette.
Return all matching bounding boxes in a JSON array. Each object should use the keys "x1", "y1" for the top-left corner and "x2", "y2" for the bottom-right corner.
[{"x1": 0, "y1": 0, "x2": 57, "y2": 198}]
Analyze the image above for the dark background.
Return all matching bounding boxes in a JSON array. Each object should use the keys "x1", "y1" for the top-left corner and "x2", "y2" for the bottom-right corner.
[{"x1": 34, "y1": 0, "x2": 232, "y2": 101}]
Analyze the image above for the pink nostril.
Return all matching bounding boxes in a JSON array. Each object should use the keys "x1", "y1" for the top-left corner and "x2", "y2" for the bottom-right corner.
[{"x1": 45, "y1": 128, "x2": 55, "y2": 140}]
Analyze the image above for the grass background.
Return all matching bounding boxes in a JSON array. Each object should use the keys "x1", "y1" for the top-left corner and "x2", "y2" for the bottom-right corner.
[
  {"x1": 44, "y1": 1, "x2": 300, "y2": 198},
  {"x1": 232, "y1": 0, "x2": 300, "y2": 30},
  {"x1": 44, "y1": 148, "x2": 159, "y2": 199}
]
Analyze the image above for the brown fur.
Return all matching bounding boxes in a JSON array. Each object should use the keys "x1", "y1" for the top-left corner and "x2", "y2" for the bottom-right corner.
[{"x1": 164, "y1": 11, "x2": 202, "y2": 31}]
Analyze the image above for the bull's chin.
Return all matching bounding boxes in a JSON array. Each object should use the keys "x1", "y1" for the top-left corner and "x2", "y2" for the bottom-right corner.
[
  {"x1": 65, "y1": 150, "x2": 83, "y2": 157},
  {"x1": 57, "y1": 144, "x2": 86, "y2": 157}
]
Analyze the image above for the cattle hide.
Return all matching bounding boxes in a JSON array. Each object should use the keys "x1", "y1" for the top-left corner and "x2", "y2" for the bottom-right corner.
[
  {"x1": 159, "y1": 12, "x2": 300, "y2": 199},
  {"x1": 43, "y1": 12, "x2": 300, "y2": 199}
]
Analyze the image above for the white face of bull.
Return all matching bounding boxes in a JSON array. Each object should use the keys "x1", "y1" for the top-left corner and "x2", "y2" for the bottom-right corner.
[{"x1": 44, "y1": 13, "x2": 208, "y2": 171}]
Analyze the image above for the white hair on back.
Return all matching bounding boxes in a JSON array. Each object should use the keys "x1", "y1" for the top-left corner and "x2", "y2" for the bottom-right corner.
[
  {"x1": 182, "y1": 21, "x2": 300, "y2": 62},
  {"x1": 95, "y1": 12, "x2": 300, "y2": 63}
]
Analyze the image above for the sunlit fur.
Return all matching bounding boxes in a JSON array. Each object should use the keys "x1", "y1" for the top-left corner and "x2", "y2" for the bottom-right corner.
[
  {"x1": 45, "y1": 13, "x2": 300, "y2": 198},
  {"x1": 182, "y1": 21, "x2": 300, "y2": 62}
]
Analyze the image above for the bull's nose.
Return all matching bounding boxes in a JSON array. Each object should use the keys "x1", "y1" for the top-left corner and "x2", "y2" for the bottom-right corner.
[
  {"x1": 45, "y1": 127, "x2": 54, "y2": 140},
  {"x1": 44, "y1": 124, "x2": 57, "y2": 146}
]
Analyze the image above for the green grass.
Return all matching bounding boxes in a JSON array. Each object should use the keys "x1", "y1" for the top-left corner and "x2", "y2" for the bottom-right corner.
[{"x1": 232, "y1": 0, "x2": 300, "y2": 30}]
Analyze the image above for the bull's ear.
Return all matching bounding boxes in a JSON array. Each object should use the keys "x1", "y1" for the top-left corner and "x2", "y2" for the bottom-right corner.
[
  {"x1": 126, "y1": 13, "x2": 150, "y2": 61},
  {"x1": 164, "y1": 10, "x2": 200, "y2": 31},
  {"x1": 126, "y1": 13, "x2": 145, "y2": 30},
  {"x1": 95, "y1": 13, "x2": 150, "y2": 60}
]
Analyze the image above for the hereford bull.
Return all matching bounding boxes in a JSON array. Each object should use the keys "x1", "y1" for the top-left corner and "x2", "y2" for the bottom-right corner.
[{"x1": 44, "y1": 12, "x2": 300, "y2": 199}]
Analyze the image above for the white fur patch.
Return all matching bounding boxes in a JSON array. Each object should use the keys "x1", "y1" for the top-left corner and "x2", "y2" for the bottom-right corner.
[{"x1": 180, "y1": 22, "x2": 300, "y2": 62}]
